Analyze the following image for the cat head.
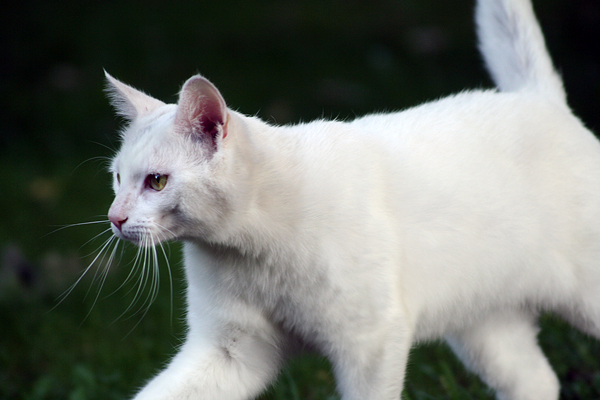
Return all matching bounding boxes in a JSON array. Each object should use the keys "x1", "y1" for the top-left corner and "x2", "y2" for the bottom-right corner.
[{"x1": 105, "y1": 72, "x2": 246, "y2": 247}]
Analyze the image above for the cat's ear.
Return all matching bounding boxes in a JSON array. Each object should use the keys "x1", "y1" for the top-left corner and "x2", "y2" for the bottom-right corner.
[
  {"x1": 174, "y1": 75, "x2": 229, "y2": 148},
  {"x1": 104, "y1": 70, "x2": 166, "y2": 121}
]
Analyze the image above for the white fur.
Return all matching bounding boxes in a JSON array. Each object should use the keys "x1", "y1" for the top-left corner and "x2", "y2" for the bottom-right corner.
[{"x1": 104, "y1": 0, "x2": 600, "y2": 399}]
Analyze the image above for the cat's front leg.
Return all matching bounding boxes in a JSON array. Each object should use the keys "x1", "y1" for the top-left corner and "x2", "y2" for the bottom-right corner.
[
  {"x1": 132, "y1": 316, "x2": 288, "y2": 400},
  {"x1": 331, "y1": 315, "x2": 412, "y2": 400}
]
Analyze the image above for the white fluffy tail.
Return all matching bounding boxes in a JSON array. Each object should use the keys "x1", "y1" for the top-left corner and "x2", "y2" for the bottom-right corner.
[{"x1": 476, "y1": 0, "x2": 566, "y2": 105}]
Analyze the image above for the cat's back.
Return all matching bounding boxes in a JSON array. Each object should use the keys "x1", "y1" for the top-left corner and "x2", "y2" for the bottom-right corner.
[
  {"x1": 350, "y1": 89, "x2": 593, "y2": 156},
  {"x1": 268, "y1": 90, "x2": 600, "y2": 263},
  {"x1": 249, "y1": 89, "x2": 600, "y2": 244},
  {"x1": 354, "y1": 89, "x2": 600, "y2": 216},
  {"x1": 284, "y1": 89, "x2": 600, "y2": 189}
]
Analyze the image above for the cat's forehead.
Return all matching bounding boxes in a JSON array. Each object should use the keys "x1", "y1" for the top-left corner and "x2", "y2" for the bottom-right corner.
[
  {"x1": 113, "y1": 106, "x2": 178, "y2": 172},
  {"x1": 123, "y1": 105, "x2": 177, "y2": 144}
]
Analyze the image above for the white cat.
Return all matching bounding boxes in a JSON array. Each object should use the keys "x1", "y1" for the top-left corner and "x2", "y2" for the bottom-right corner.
[{"x1": 104, "y1": 0, "x2": 600, "y2": 398}]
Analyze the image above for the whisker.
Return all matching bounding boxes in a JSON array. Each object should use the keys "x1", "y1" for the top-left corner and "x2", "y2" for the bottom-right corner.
[
  {"x1": 90, "y1": 140, "x2": 117, "y2": 155},
  {"x1": 81, "y1": 236, "x2": 120, "y2": 322},
  {"x1": 153, "y1": 221, "x2": 177, "y2": 241},
  {"x1": 122, "y1": 233, "x2": 161, "y2": 338},
  {"x1": 151, "y1": 234, "x2": 160, "y2": 304},
  {"x1": 43, "y1": 219, "x2": 109, "y2": 238},
  {"x1": 155, "y1": 229, "x2": 174, "y2": 325},
  {"x1": 144, "y1": 235, "x2": 161, "y2": 312},
  {"x1": 98, "y1": 237, "x2": 121, "y2": 302},
  {"x1": 115, "y1": 240, "x2": 147, "y2": 320},
  {"x1": 67, "y1": 223, "x2": 173, "y2": 337},
  {"x1": 50, "y1": 215, "x2": 175, "y2": 335},
  {"x1": 136, "y1": 236, "x2": 153, "y2": 310},
  {"x1": 103, "y1": 242, "x2": 137, "y2": 300},
  {"x1": 153, "y1": 222, "x2": 176, "y2": 259},
  {"x1": 51, "y1": 234, "x2": 116, "y2": 311},
  {"x1": 119, "y1": 233, "x2": 157, "y2": 322},
  {"x1": 83, "y1": 235, "x2": 118, "y2": 300},
  {"x1": 70, "y1": 156, "x2": 112, "y2": 177},
  {"x1": 78, "y1": 227, "x2": 114, "y2": 255},
  {"x1": 112, "y1": 240, "x2": 144, "y2": 296}
]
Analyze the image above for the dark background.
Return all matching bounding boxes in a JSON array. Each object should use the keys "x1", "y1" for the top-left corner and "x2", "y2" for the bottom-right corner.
[{"x1": 1, "y1": 0, "x2": 599, "y2": 399}]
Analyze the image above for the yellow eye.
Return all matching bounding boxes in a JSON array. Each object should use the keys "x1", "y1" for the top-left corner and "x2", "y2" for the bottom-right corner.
[{"x1": 148, "y1": 174, "x2": 168, "y2": 191}]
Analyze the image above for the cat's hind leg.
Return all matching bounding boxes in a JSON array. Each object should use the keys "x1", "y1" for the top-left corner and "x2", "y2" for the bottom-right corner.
[
  {"x1": 560, "y1": 274, "x2": 600, "y2": 340},
  {"x1": 445, "y1": 309, "x2": 559, "y2": 400}
]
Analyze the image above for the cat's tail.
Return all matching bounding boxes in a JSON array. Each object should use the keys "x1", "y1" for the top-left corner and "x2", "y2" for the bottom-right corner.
[{"x1": 476, "y1": 0, "x2": 567, "y2": 105}]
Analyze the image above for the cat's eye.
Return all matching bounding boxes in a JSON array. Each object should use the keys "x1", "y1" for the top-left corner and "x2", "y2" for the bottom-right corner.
[
  {"x1": 148, "y1": 174, "x2": 168, "y2": 191},
  {"x1": 116, "y1": 173, "x2": 120, "y2": 184}
]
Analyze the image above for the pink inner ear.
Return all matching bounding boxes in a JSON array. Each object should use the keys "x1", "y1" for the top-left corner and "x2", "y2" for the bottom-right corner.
[{"x1": 175, "y1": 76, "x2": 228, "y2": 144}]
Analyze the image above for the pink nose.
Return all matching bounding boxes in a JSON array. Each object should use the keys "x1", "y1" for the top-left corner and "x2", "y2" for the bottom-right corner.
[{"x1": 109, "y1": 215, "x2": 128, "y2": 231}]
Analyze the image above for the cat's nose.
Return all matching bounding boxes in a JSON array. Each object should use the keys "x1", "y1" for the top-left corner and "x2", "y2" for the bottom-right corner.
[{"x1": 109, "y1": 215, "x2": 128, "y2": 231}]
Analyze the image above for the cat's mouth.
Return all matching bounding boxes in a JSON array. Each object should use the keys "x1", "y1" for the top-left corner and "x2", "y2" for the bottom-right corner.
[{"x1": 111, "y1": 225, "x2": 164, "y2": 248}]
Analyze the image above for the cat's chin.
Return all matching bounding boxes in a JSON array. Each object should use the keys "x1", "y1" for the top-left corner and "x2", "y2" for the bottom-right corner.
[
  {"x1": 116, "y1": 235, "x2": 165, "y2": 249},
  {"x1": 111, "y1": 228, "x2": 167, "y2": 248}
]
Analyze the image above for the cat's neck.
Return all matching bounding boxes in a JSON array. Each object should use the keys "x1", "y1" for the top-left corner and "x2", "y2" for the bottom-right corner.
[{"x1": 191, "y1": 112, "x2": 313, "y2": 256}]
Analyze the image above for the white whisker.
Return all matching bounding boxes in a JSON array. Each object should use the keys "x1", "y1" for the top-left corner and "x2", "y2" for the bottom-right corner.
[
  {"x1": 44, "y1": 219, "x2": 109, "y2": 238},
  {"x1": 51, "y1": 233, "x2": 116, "y2": 311},
  {"x1": 154, "y1": 227, "x2": 174, "y2": 324},
  {"x1": 84, "y1": 235, "x2": 119, "y2": 300},
  {"x1": 78, "y1": 227, "x2": 114, "y2": 257},
  {"x1": 51, "y1": 202, "x2": 177, "y2": 340},
  {"x1": 81, "y1": 236, "x2": 120, "y2": 322},
  {"x1": 116, "y1": 240, "x2": 148, "y2": 320},
  {"x1": 120, "y1": 233, "x2": 159, "y2": 338},
  {"x1": 54, "y1": 217, "x2": 176, "y2": 335},
  {"x1": 70, "y1": 156, "x2": 112, "y2": 177},
  {"x1": 99, "y1": 238, "x2": 121, "y2": 301},
  {"x1": 114, "y1": 239, "x2": 145, "y2": 296}
]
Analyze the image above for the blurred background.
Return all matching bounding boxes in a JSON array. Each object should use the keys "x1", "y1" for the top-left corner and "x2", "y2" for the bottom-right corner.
[{"x1": 1, "y1": 0, "x2": 599, "y2": 399}]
